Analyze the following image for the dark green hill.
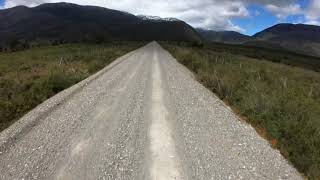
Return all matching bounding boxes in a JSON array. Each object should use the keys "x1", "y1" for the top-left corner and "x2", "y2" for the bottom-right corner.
[
  {"x1": 0, "y1": 2, "x2": 201, "y2": 50},
  {"x1": 251, "y1": 23, "x2": 320, "y2": 57},
  {"x1": 198, "y1": 23, "x2": 320, "y2": 57},
  {"x1": 196, "y1": 28, "x2": 251, "y2": 44}
]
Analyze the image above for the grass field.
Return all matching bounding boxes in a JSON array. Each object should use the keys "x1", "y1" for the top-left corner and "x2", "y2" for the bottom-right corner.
[
  {"x1": 163, "y1": 43, "x2": 320, "y2": 179},
  {"x1": 174, "y1": 42, "x2": 320, "y2": 72},
  {"x1": 0, "y1": 42, "x2": 143, "y2": 132}
]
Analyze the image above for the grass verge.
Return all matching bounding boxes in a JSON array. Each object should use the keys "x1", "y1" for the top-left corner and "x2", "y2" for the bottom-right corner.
[
  {"x1": 0, "y1": 42, "x2": 143, "y2": 132},
  {"x1": 162, "y1": 43, "x2": 320, "y2": 179}
]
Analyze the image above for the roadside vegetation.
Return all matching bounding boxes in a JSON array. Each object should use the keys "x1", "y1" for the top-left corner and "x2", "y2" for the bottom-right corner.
[
  {"x1": 0, "y1": 42, "x2": 143, "y2": 132},
  {"x1": 163, "y1": 43, "x2": 320, "y2": 179},
  {"x1": 200, "y1": 42, "x2": 320, "y2": 72}
]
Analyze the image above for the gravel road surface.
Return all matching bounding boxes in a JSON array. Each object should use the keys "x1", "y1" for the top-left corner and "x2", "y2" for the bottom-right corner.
[{"x1": 0, "y1": 42, "x2": 301, "y2": 180}]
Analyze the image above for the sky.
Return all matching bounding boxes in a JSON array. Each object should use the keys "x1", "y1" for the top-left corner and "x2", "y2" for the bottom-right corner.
[{"x1": 0, "y1": 0, "x2": 320, "y2": 35}]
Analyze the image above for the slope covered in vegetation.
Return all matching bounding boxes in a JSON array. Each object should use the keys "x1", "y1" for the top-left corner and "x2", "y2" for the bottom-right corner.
[{"x1": 163, "y1": 43, "x2": 320, "y2": 179}]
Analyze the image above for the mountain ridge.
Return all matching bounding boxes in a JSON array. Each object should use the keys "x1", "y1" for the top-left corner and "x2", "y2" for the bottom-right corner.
[
  {"x1": 137, "y1": 15, "x2": 181, "y2": 22},
  {"x1": 198, "y1": 23, "x2": 320, "y2": 57},
  {"x1": 196, "y1": 28, "x2": 251, "y2": 44},
  {"x1": 0, "y1": 2, "x2": 201, "y2": 50},
  {"x1": 251, "y1": 23, "x2": 320, "y2": 57}
]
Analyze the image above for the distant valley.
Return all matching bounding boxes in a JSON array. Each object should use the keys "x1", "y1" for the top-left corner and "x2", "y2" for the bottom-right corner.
[
  {"x1": 197, "y1": 24, "x2": 320, "y2": 57},
  {"x1": 196, "y1": 29, "x2": 251, "y2": 44}
]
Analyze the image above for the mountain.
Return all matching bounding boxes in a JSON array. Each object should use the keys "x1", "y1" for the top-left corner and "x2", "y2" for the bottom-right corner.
[
  {"x1": 198, "y1": 24, "x2": 320, "y2": 57},
  {"x1": 196, "y1": 29, "x2": 251, "y2": 44},
  {"x1": 0, "y1": 3, "x2": 201, "y2": 49},
  {"x1": 251, "y1": 23, "x2": 320, "y2": 57},
  {"x1": 253, "y1": 23, "x2": 320, "y2": 42},
  {"x1": 137, "y1": 15, "x2": 181, "y2": 22}
]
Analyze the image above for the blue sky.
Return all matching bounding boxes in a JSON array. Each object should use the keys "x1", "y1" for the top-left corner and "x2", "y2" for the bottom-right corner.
[
  {"x1": 231, "y1": 0, "x2": 318, "y2": 35},
  {"x1": 232, "y1": 5, "x2": 278, "y2": 35},
  {"x1": 1, "y1": 0, "x2": 320, "y2": 35}
]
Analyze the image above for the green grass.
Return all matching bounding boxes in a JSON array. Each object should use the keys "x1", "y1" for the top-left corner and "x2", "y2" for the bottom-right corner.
[
  {"x1": 162, "y1": 43, "x2": 320, "y2": 179},
  {"x1": 0, "y1": 42, "x2": 143, "y2": 132},
  {"x1": 171, "y1": 41, "x2": 320, "y2": 72},
  {"x1": 208, "y1": 42, "x2": 320, "y2": 72}
]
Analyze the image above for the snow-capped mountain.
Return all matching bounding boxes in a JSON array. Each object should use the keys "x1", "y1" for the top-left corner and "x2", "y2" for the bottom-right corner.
[{"x1": 137, "y1": 15, "x2": 181, "y2": 22}]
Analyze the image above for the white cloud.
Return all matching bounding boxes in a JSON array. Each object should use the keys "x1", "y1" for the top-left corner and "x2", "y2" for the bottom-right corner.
[
  {"x1": 262, "y1": 0, "x2": 320, "y2": 25},
  {"x1": 305, "y1": 0, "x2": 320, "y2": 25},
  {"x1": 265, "y1": 3, "x2": 302, "y2": 19},
  {"x1": 4, "y1": 0, "x2": 47, "y2": 8}
]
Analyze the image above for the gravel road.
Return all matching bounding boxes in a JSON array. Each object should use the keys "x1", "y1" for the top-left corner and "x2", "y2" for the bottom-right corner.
[{"x1": 0, "y1": 42, "x2": 302, "y2": 180}]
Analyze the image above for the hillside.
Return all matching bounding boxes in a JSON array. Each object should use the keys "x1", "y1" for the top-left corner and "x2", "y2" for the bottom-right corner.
[
  {"x1": 206, "y1": 42, "x2": 320, "y2": 72},
  {"x1": 196, "y1": 29, "x2": 251, "y2": 44},
  {"x1": 0, "y1": 3, "x2": 201, "y2": 50},
  {"x1": 253, "y1": 23, "x2": 320, "y2": 42},
  {"x1": 0, "y1": 42, "x2": 144, "y2": 131},
  {"x1": 197, "y1": 24, "x2": 320, "y2": 57},
  {"x1": 251, "y1": 23, "x2": 320, "y2": 57}
]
